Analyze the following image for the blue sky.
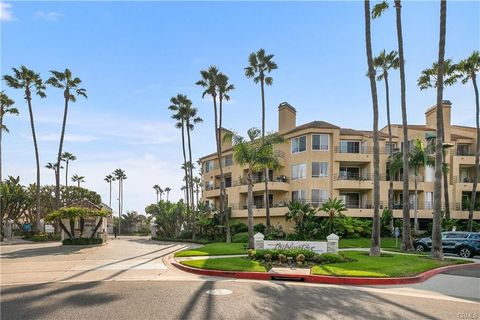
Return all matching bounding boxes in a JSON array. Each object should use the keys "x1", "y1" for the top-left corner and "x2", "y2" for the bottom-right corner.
[{"x1": 1, "y1": 1, "x2": 479, "y2": 213}]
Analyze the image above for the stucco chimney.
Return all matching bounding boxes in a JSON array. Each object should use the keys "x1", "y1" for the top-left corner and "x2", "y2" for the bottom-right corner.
[{"x1": 278, "y1": 102, "x2": 296, "y2": 134}]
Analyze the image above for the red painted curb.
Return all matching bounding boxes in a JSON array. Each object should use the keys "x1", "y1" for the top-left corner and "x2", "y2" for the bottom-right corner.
[{"x1": 170, "y1": 258, "x2": 478, "y2": 286}]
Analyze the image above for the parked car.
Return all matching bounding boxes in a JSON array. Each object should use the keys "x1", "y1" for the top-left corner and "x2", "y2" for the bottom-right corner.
[{"x1": 413, "y1": 231, "x2": 480, "y2": 258}]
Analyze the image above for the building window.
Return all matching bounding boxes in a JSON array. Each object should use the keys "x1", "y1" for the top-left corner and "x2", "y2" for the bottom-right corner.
[
  {"x1": 456, "y1": 144, "x2": 470, "y2": 156},
  {"x1": 224, "y1": 155, "x2": 233, "y2": 167},
  {"x1": 291, "y1": 136, "x2": 307, "y2": 154},
  {"x1": 425, "y1": 192, "x2": 433, "y2": 209},
  {"x1": 205, "y1": 181, "x2": 214, "y2": 190},
  {"x1": 312, "y1": 162, "x2": 328, "y2": 178},
  {"x1": 205, "y1": 161, "x2": 214, "y2": 173},
  {"x1": 425, "y1": 166, "x2": 434, "y2": 182},
  {"x1": 400, "y1": 140, "x2": 414, "y2": 152},
  {"x1": 385, "y1": 143, "x2": 397, "y2": 154},
  {"x1": 339, "y1": 140, "x2": 361, "y2": 153},
  {"x1": 312, "y1": 134, "x2": 329, "y2": 151},
  {"x1": 312, "y1": 189, "x2": 328, "y2": 206},
  {"x1": 291, "y1": 163, "x2": 306, "y2": 180},
  {"x1": 292, "y1": 190, "x2": 306, "y2": 202}
]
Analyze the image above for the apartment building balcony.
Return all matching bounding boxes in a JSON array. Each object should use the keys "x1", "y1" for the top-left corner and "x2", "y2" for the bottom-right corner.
[
  {"x1": 228, "y1": 202, "x2": 289, "y2": 218},
  {"x1": 233, "y1": 175, "x2": 290, "y2": 193},
  {"x1": 333, "y1": 172, "x2": 374, "y2": 189},
  {"x1": 203, "y1": 185, "x2": 221, "y2": 198},
  {"x1": 333, "y1": 146, "x2": 389, "y2": 162}
]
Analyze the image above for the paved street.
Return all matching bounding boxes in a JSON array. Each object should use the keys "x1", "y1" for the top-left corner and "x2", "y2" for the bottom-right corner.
[{"x1": 1, "y1": 237, "x2": 479, "y2": 320}]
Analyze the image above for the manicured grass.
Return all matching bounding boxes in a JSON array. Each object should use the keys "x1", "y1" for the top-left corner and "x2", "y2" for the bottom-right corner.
[
  {"x1": 174, "y1": 242, "x2": 246, "y2": 257},
  {"x1": 180, "y1": 257, "x2": 267, "y2": 272},
  {"x1": 339, "y1": 237, "x2": 399, "y2": 249},
  {"x1": 311, "y1": 251, "x2": 468, "y2": 277}
]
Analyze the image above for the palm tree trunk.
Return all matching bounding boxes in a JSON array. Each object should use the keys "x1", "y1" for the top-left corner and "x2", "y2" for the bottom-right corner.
[
  {"x1": 442, "y1": 132, "x2": 450, "y2": 219},
  {"x1": 0, "y1": 108, "x2": 3, "y2": 183},
  {"x1": 247, "y1": 170, "x2": 254, "y2": 249},
  {"x1": 468, "y1": 73, "x2": 479, "y2": 231},
  {"x1": 56, "y1": 95, "x2": 69, "y2": 211},
  {"x1": 365, "y1": 0, "x2": 381, "y2": 256},
  {"x1": 394, "y1": 0, "x2": 413, "y2": 251},
  {"x1": 25, "y1": 91, "x2": 42, "y2": 232},
  {"x1": 186, "y1": 119, "x2": 197, "y2": 240},
  {"x1": 215, "y1": 96, "x2": 230, "y2": 242},
  {"x1": 109, "y1": 181, "x2": 112, "y2": 208},
  {"x1": 179, "y1": 121, "x2": 192, "y2": 239},
  {"x1": 414, "y1": 169, "x2": 419, "y2": 234},
  {"x1": 118, "y1": 178, "x2": 121, "y2": 236},
  {"x1": 65, "y1": 161, "x2": 68, "y2": 188},
  {"x1": 385, "y1": 74, "x2": 395, "y2": 233},
  {"x1": 432, "y1": 0, "x2": 447, "y2": 260},
  {"x1": 260, "y1": 79, "x2": 271, "y2": 234}
]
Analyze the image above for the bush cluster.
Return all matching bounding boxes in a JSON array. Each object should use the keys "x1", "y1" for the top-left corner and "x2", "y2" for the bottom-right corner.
[
  {"x1": 62, "y1": 238, "x2": 103, "y2": 245},
  {"x1": 23, "y1": 232, "x2": 61, "y2": 242},
  {"x1": 249, "y1": 248, "x2": 352, "y2": 265},
  {"x1": 151, "y1": 237, "x2": 211, "y2": 244},
  {"x1": 232, "y1": 232, "x2": 249, "y2": 243}
]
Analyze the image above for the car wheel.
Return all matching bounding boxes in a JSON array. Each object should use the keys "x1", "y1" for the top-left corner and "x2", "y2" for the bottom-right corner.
[
  {"x1": 457, "y1": 247, "x2": 473, "y2": 258},
  {"x1": 415, "y1": 244, "x2": 426, "y2": 252}
]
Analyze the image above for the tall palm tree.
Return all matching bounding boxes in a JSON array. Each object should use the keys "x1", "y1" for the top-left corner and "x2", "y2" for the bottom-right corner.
[
  {"x1": 192, "y1": 177, "x2": 201, "y2": 207},
  {"x1": 164, "y1": 187, "x2": 171, "y2": 202},
  {"x1": 184, "y1": 100, "x2": 203, "y2": 212},
  {"x1": 457, "y1": 51, "x2": 480, "y2": 231},
  {"x1": 113, "y1": 169, "x2": 127, "y2": 236},
  {"x1": 46, "y1": 69, "x2": 87, "y2": 210},
  {"x1": 418, "y1": 59, "x2": 460, "y2": 220},
  {"x1": 61, "y1": 152, "x2": 77, "y2": 188},
  {"x1": 372, "y1": 0, "x2": 414, "y2": 251},
  {"x1": 0, "y1": 91, "x2": 18, "y2": 182},
  {"x1": 45, "y1": 162, "x2": 62, "y2": 182},
  {"x1": 169, "y1": 94, "x2": 191, "y2": 211},
  {"x1": 159, "y1": 187, "x2": 164, "y2": 201},
  {"x1": 104, "y1": 174, "x2": 115, "y2": 208},
  {"x1": 409, "y1": 139, "x2": 433, "y2": 234},
  {"x1": 245, "y1": 49, "x2": 278, "y2": 234},
  {"x1": 3, "y1": 66, "x2": 46, "y2": 232},
  {"x1": 432, "y1": 0, "x2": 447, "y2": 260},
  {"x1": 71, "y1": 174, "x2": 85, "y2": 188},
  {"x1": 373, "y1": 50, "x2": 399, "y2": 228},
  {"x1": 153, "y1": 184, "x2": 161, "y2": 203},
  {"x1": 196, "y1": 66, "x2": 233, "y2": 241},
  {"x1": 216, "y1": 73, "x2": 234, "y2": 242},
  {"x1": 364, "y1": 0, "x2": 381, "y2": 256},
  {"x1": 225, "y1": 128, "x2": 284, "y2": 249}
]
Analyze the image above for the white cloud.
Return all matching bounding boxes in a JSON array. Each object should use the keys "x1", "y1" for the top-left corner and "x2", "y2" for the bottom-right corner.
[
  {"x1": 0, "y1": 2, "x2": 16, "y2": 22},
  {"x1": 35, "y1": 11, "x2": 63, "y2": 21}
]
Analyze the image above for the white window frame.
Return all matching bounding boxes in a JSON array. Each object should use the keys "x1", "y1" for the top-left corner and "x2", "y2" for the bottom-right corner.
[
  {"x1": 312, "y1": 162, "x2": 329, "y2": 178},
  {"x1": 292, "y1": 190, "x2": 306, "y2": 202},
  {"x1": 291, "y1": 135, "x2": 307, "y2": 154},
  {"x1": 291, "y1": 163, "x2": 306, "y2": 180},
  {"x1": 312, "y1": 134, "x2": 329, "y2": 151}
]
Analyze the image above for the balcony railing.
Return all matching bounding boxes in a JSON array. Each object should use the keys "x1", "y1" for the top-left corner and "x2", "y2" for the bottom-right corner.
[
  {"x1": 233, "y1": 175, "x2": 289, "y2": 186},
  {"x1": 334, "y1": 146, "x2": 389, "y2": 154},
  {"x1": 452, "y1": 176, "x2": 480, "y2": 183},
  {"x1": 453, "y1": 149, "x2": 475, "y2": 156},
  {"x1": 333, "y1": 173, "x2": 425, "y2": 182}
]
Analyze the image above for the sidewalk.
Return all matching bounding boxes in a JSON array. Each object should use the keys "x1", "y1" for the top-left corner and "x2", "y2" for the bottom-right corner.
[{"x1": 0, "y1": 237, "x2": 36, "y2": 246}]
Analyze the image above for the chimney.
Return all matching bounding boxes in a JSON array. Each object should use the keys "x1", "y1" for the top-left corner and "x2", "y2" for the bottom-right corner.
[
  {"x1": 425, "y1": 100, "x2": 451, "y2": 133},
  {"x1": 278, "y1": 102, "x2": 297, "y2": 134}
]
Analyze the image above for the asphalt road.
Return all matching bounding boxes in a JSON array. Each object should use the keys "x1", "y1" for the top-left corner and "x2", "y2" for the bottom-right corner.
[
  {"x1": 1, "y1": 237, "x2": 479, "y2": 320},
  {"x1": 1, "y1": 280, "x2": 479, "y2": 320}
]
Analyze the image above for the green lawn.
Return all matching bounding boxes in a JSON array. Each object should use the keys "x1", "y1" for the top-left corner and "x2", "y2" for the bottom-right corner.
[
  {"x1": 311, "y1": 251, "x2": 468, "y2": 277},
  {"x1": 180, "y1": 257, "x2": 267, "y2": 272},
  {"x1": 339, "y1": 237, "x2": 399, "y2": 249},
  {"x1": 174, "y1": 242, "x2": 246, "y2": 257}
]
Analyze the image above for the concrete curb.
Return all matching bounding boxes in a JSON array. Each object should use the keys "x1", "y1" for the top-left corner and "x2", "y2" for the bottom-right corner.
[{"x1": 169, "y1": 257, "x2": 478, "y2": 286}]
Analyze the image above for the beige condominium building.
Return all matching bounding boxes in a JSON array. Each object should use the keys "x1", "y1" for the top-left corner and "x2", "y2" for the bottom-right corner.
[{"x1": 200, "y1": 101, "x2": 479, "y2": 232}]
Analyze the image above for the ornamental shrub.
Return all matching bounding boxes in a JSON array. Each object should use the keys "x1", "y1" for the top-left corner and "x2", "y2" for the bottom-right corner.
[
  {"x1": 62, "y1": 238, "x2": 103, "y2": 245},
  {"x1": 232, "y1": 232, "x2": 249, "y2": 243}
]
